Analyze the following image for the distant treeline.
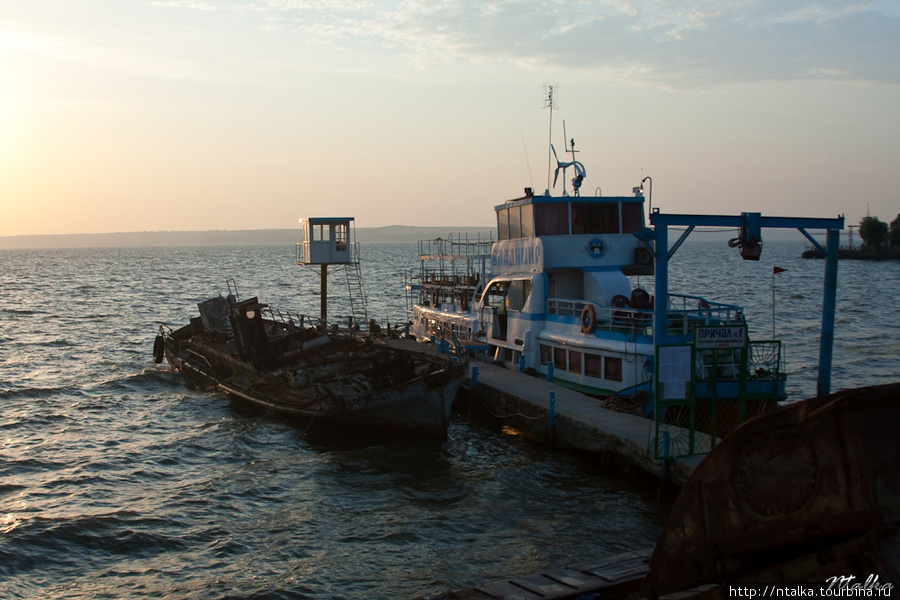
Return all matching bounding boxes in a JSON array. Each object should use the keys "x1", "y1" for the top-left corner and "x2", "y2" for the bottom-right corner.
[{"x1": 0, "y1": 226, "x2": 497, "y2": 249}]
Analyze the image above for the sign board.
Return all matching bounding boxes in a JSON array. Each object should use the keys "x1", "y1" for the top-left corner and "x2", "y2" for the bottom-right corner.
[
  {"x1": 491, "y1": 238, "x2": 544, "y2": 276},
  {"x1": 694, "y1": 325, "x2": 746, "y2": 349},
  {"x1": 658, "y1": 345, "x2": 692, "y2": 400}
]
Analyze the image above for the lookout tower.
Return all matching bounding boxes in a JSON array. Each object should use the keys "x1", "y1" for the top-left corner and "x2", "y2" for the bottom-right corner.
[{"x1": 296, "y1": 217, "x2": 367, "y2": 326}]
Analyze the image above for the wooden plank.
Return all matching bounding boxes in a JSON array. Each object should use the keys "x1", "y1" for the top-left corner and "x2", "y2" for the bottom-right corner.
[
  {"x1": 509, "y1": 573, "x2": 578, "y2": 596},
  {"x1": 659, "y1": 583, "x2": 721, "y2": 599},
  {"x1": 475, "y1": 580, "x2": 545, "y2": 600},
  {"x1": 576, "y1": 550, "x2": 651, "y2": 583},
  {"x1": 446, "y1": 589, "x2": 501, "y2": 600},
  {"x1": 580, "y1": 562, "x2": 649, "y2": 583},
  {"x1": 575, "y1": 549, "x2": 651, "y2": 571},
  {"x1": 540, "y1": 567, "x2": 611, "y2": 589},
  {"x1": 423, "y1": 550, "x2": 655, "y2": 600}
]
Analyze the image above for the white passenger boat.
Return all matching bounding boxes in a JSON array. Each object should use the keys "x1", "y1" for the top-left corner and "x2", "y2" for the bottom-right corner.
[{"x1": 407, "y1": 139, "x2": 786, "y2": 422}]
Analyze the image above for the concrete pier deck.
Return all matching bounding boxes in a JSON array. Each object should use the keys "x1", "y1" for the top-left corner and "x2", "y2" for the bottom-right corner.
[
  {"x1": 383, "y1": 337, "x2": 707, "y2": 486},
  {"x1": 462, "y1": 359, "x2": 706, "y2": 486}
]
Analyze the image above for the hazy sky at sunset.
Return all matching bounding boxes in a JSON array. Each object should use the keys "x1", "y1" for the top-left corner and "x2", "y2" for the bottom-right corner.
[{"x1": 2, "y1": 1, "x2": 898, "y2": 237}]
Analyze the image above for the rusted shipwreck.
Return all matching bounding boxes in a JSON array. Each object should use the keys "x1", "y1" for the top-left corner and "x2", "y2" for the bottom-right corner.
[
  {"x1": 155, "y1": 294, "x2": 467, "y2": 438},
  {"x1": 419, "y1": 381, "x2": 900, "y2": 599}
]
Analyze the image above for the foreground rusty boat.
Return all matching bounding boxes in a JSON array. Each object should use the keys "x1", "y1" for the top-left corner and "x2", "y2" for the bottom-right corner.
[
  {"x1": 644, "y1": 380, "x2": 900, "y2": 597},
  {"x1": 155, "y1": 295, "x2": 467, "y2": 438},
  {"x1": 419, "y1": 382, "x2": 900, "y2": 599}
]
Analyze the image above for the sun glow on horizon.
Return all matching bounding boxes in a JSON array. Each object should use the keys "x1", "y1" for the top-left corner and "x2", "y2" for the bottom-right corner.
[{"x1": 0, "y1": 2, "x2": 898, "y2": 237}]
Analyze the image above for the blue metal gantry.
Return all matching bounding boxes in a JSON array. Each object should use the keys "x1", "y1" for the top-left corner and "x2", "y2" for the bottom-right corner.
[{"x1": 641, "y1": 210, "x2": 845, "y2": 397}]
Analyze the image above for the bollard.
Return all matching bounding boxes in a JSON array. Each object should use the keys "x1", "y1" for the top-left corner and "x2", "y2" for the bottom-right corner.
[
  {"x1": 471, "y1": 366, "x2": 479, "y2": 392},
  {"x1": 547, "y1": 361, "x2": 554, "y2": 383},
  {"x1": 548, "y1": 391, "x2": 556, "y2": 447}
]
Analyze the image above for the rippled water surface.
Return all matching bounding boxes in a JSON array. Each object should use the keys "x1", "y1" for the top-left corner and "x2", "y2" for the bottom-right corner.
[{"x1": 1, "y1": 240, "x2": 897, "y2": 599}]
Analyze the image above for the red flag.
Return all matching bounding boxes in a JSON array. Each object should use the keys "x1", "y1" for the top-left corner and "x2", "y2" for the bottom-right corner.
[{"x1": 773, "y1": 266, "x2": 787, "y2": 274}]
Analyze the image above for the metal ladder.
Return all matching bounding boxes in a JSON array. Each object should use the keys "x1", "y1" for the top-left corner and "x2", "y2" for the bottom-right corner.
[{"x1": 344, "y1": 242, "x2": 368, "y2": 327}]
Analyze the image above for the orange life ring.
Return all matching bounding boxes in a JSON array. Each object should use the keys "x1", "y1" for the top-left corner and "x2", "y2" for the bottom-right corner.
[{"x1": 580, "y1": 305, "x2": 596, "y2": 334}]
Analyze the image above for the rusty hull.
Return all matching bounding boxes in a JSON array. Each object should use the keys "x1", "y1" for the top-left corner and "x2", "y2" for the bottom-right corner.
[{"x1": 644, "y1": 382, "x2": 900, "y2": 595}]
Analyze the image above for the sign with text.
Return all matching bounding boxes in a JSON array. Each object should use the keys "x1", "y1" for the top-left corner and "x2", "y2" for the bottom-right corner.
[
  {"x1": 694, "y1": 325, "x2": 746, "y2": 349},
  {"x1": 491, "y1": 238, "x2": 544, "y2": 276}
]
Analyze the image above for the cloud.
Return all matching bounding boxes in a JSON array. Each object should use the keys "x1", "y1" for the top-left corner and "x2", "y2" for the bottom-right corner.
[
  {"x1": 8, "y1": 0, "x2": 896, "y2": 90},
  {"x1": 243, "y1": 0, "x2": 900, "y2": 88}
]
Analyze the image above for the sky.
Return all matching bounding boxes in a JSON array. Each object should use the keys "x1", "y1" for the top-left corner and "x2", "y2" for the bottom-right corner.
[{"x1": 1, "y1": 0, "x2": 899, "y2": 237}]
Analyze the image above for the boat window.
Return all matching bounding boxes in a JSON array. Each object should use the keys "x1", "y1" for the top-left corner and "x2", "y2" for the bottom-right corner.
[
  {"x1": 554, "y1": 347, "x2": 567, "y2": 371},
  {"x1": 540, "y1": 344, "x2": 552, "y2": 366},
  {"x1": 569, "y1": 350, "x2": 582, "y2": 374},
  {"x1": 505, "y1": 279, "x2": 532, "y2": 312},
  {"x1": 585, "y1": 353, "x2": 602, "y2": 377},
  {"x1": 572, "y1": 202, "x2": 619, "y2": 235},
  {"x1": 605, "y1": 356, "x2": 623, "y2": 382},
  {"x1": 498, "y1": 208, "x2": 510, "y2": 241},
  {"x1": 426, "y1": 318, "x2": 440, "y2": 335},
  {"x1": 534, "y1": 202, "x2": 569, "y2": 236},
  {"x1": 508, "y1": 205, "x2": 521, "y2": 239},
  {"x1": 483, "y1": 281, "x2": 508, "y2": 313},
  {"x1": 520, "y1": 204, "x2": 534, "y2": 238},
  {"x1": 622, "y1": 203, "x2": 644, "y2": 233}
]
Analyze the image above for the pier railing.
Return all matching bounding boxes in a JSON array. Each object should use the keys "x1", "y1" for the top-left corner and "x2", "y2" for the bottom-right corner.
[
  {"x1": 655, "y1": 339, "x2": 785, "y2": 459},
  {"x1": 665, "y1": 294, "x2": 744, "y2": 334}
]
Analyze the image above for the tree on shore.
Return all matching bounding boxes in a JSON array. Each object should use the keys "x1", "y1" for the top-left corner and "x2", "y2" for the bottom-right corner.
[
  {"x1": 859, "y1": 216, "x2": 889, "y2": 251},
  {"x1": 891, "y1": 214, "x2": 900, "y2": 250}
]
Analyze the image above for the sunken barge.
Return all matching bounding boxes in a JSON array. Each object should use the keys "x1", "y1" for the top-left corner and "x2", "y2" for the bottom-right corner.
[{"x1": 155, "y1": 294, "x2": 466, "y2": 438}]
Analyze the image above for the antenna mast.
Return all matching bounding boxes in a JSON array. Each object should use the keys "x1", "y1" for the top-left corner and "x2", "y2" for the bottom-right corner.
[{"x1": 543, "y1": 85, "x2": 556, "y2": 193}]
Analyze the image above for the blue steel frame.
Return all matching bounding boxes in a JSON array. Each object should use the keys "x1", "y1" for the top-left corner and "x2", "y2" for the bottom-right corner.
[{"x1": 643, "y1": 211, "x2": 844, "y2": 397}]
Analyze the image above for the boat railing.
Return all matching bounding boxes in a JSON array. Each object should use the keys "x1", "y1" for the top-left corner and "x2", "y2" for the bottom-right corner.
[
  {"x1": 434, "y1": 323, "x2": 470, "y2": 361},
  {"x1": 548, "y1": 293, "x2": 744, "y2": 335},
  {"x1": 411, "y1": 269, "x2": 483, "y2": 310},
  {"x1": 548, "y1": 298, "x2": 653, "y2": 333},
  {"x1": 260, "y1": 305, "x2": 307, "y2": 330},
  {"x1": 185, "y1": 347, "x2": 215, "y2": 371},
  {"x1": 416, "y1": 232, "x2": 494, "y2": 259}
]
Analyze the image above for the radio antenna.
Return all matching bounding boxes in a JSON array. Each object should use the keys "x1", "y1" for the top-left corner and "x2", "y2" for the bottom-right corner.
[
  {"x1": 542, "y1": 84, "x2": 557, "y2": 193},
  {"x1": 521, "y1": 129, "x2": 534, "y2": 190}
]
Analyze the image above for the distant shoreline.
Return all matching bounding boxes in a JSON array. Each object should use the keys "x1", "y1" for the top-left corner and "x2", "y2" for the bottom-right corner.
[
  {"x1": 0, "y1": 226, "x2": 497, "y2": 249},
  {"x1": 1, "y1": 225, "x2": 820, "y2": 250},
  {"x1": 801, "y1": 247, "x2": 900, "y2": 260}
]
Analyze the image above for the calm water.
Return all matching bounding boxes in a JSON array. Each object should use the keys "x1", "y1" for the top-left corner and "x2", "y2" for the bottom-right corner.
[{"x1": 1, "y1": 239, "x2": 898, "y2": 599}]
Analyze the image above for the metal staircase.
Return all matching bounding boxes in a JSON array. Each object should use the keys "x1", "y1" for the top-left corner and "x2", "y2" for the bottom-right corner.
[{"x1": 344, "y1": 242, "x2": 368, "y2": 327}]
